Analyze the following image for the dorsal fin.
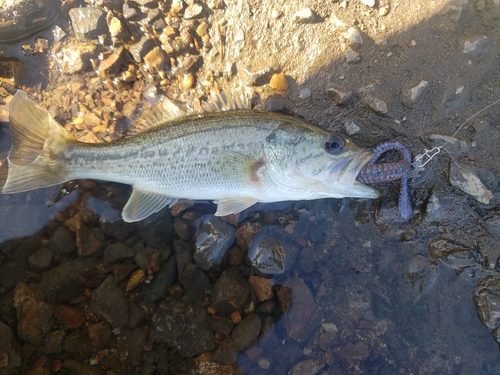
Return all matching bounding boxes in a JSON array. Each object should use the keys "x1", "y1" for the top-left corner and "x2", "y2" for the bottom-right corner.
[{"x1": 124, "y1": 86, "x2": 252, "y2": 137}]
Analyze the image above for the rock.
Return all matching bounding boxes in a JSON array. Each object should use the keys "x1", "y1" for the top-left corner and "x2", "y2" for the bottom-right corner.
[
  {"x1": 299, "y1": 88, "x2": 312, "y2": 99},
  {"x1": 239, "y1": 66, "x2": 273, "y2": 86},
  {"x1": 463, "y1": 35, "x2": 496, "y2": 64},
  {"x1": 53, "y1": 305, "x2": 86, "y2": 330},
  {"x1": 194, "y1": 353, "x2": 236, "y2": 374},
  {"x1": 449, "y1": 162, "x2": 494, "y2": 204},
  {"x1": 129, "y1": 327, "x2": 148, "y2": 366},
  {"x1": 211, "y1": 340, "x2": 239, "y2": 364},
  {"x1": 211, "y1": 268, "x2": 251, "y2": 314},
  {"x1": 292, "y1": 8, "x2": 316, "y2": 24},
  {"x1": 43, "y1": 330, "x2": 65, "y2": 354},
  {"x1": 179, "y1": 263, "x2": 210, "y2": 302},
  {"x1": 344, "y1": 27, "x2": 363, "y2": 44},
  {"x1": 144, "y1": 46, "x2": 166, "y2": 73},
  {"x1": 14, "y1": 282, "x2": 54, "y2": 345},
  {"x1": 231, "y1": 313, "x2": 261, "y2": 352},
  {"x1": 327, "y1": 87, "x2": 355, "y2": 106},
  {"x1": 333, "y1": 342, "x2": 370, "y2": 368},
  {"x1": 429, "y1": 134, "x2": 468, "y2": 155},
  {"x1": 98, "y1": 46, "x2": 124, "y2": 76},
  {"x1": 298, "y1": 247, "x2": 315, "y2": 273},
  {"x1": 88, "y1": 321, "x2": 112, "y2": 347},
  {"x1": 424, "y1": 192, "x2": 461, "y2": 224},
  {"x1": 358, "y1": 84, "x2": 389, "y2": 115},
  {"x1": 151, "y1": 297, "x2": 217, "y2": 357},
  {"x1": 135, "y1": 209, "x2": 174, "y2": 248},
  {"x1": 248, "y1": 226, "x2": 299, "y2": 275},
  {"x1": 63, "y1": 359, "x2": 102, "y2": 375},
  {"x1": 69, "y1": 7, "x2": 107, "y2": 42},
  {"x1": 184, "y1": 3, "x2": 203, "y2": 19},
  {"x1": 125, "y1": 269, "x2": 146, "y2": 291},
  {"x1": 28, "y1": 248, "x2": 53, "y2": 272},
  {"x1": 248, "y1": 275, "x2": 274, "y2": 302},
  {"x1": 0, "y1": 321, "x2": 21, "y2": 372},
  {"x1": 269, "y1": 72, "x2": 289, "y2": 92},
  {"x1": 345, "y1": 48, "x2": 361, "y2": 63},
  {"x1": 63, "y1": 329, "x2": 93, "y2": 352},
  {"x1": 208, "y1": 316, "x2": 234, "y2": 336},
  {"x1": 103, "y1": 242, "x2": 134, "y2": 263},
  {"x1": 401, "y1": 80, "x2": 429, "y2": 108},
  {"x1": 193, "y1": 215, "x2": 236, "y2": 271},
  {"x1": 91, "y1": 276, "x2": 129, "y2": 327},
  {"x1": 36, "y1": 259, "x2": 90, "y2": 303},
  {"x1": 474, "y1": 275, "x2": 500, "y2": 329},
  {"x1": 361, "y1": 0, "x2": 375, "y2": 6},
  {"x1": 48, "y1": 226, "x2": 76, "y2": 254},
  {"x1": 108, "y1": 16, "x2": 129, "y2": 41},
  {"x1": 146, "y1": 256, "x2": 177, "y2": 302},
  {"x1": 427, "y1": 238, "x2": 476, "y2": 270},
  {"x1": 278, "y1": 278, "x2": 320, "y2": 342},
  {"x1": 288, "y1": 359, "x2": 324, "y2": 375},
  {"x1": 77, "y1": 225, "x2": 107, "y2": 257},
  {"x1": 477, "y1": 236, "x2": 500, "y2": 270},
  {"x1": 128, "y1": 35, "x2": 154, "y2": 63}
]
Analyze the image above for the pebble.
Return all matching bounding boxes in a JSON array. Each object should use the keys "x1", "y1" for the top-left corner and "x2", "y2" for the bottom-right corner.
[
  {"x1": 463, "y1": 35, "x2": 490, "y2": 54},
  {"x1": 151, "y1": 297, "x2": 217, "y2": 357},
  {"x1": 211, "y1": 340, "x2": 239, "y2": 364},
  {"x1": 248, "y1": 275, "x2": 274, "y2": 302},
  {"x1": 288, "y1": 359, "x2": 324, "y2": 375},
  {"x1": 361, "y1": 0, "x2": 375, "y2": 7},
  {"x1": 194, "y1": 353, "x2": 236, "y2": 375},
  {"x1": 0, "y1": 321, "x2": 21, "y2": 370},
  {"x1": 129, "y1": 327, "x2": 148, "y2": 366},
  {"x1": 474, "y1": 275, "x2": 500, "y2": 329},
  {"x1": 345, "y1": 48, "x2": 361, "y2": 63},
  {"x1": 449, "y1": 162, "x2": 494, "y2": 204},
  {"x1": 91, "y1": 276, "x2": 129, "y2": 327},
  {"x1": 36, "y1": 259, "x2": 91, "y2": 303},
  {"x1": 428, "y1": 238, "x2": 476, "y2": 270},
  {"x1": 122, "y1": 1, "x2": 141, "y2": 20},
  {"x1": 292, "y1": 8, "x2": 316, "y2": 24},
  {"x1": 14, "y1": 282, "x2": 54, "y2": 345},
  {"x1": 103, "y1": 242, "x2": 134, "y2": 263},
  {"x1": 333, "y1": 341, "x2": 370, "y2": 368},
  {"x1": 231, "y1": 313, "x2": 262, "y2": 352},
  {"x1": 277, "y1": 278, "x2": 320, "y2": 342},
  {"x1": 193, "y1": 214, "x2": 236, "y2": 271},
  {"x1": 144, "y1": 46, "x2": 166, "y2": 72},
  {"x1": 379, "y1": 6, "x2": 389, "y2": 16},
  {"x1": 184, "y1": 3, "x2": 203, "y2": 19},
  {"x1": 269, "y1": 72, "x2": 289, "y2": 92},
  {"x1": 476, "y1": 236, "x2": 500, "y2": 270},
  {"x1": 344, "y1": 27, "x2": 363, "y2": 44},
  {"x1": 401, "y1": 80, "x2": 429, "y2": 108},
  {"x1": 69, "y1": 7, "x2": 107, "y2": 42},
  {"x1": 179, "y1": 263, "x2": 210, "y2": 302},
  {"x1": 146, "y1": 256, "x2": 177, "y2": 302},
  {"x1": 299, "y1": 88, "x2": 312, "y2": 99},
  {"x1": 248, "y1": 225, "x2": 299, "y2": 275},
  {"x1": 125, "y1": 269, "x2": 146, "y2": 291},
  {"x1": 327, "y1": 87, "x2": 355, "y2": 106},
  {"x1": 43, "y1": 330, "x2": 66, "y2": 354},
  {"x1": 88, "y1": 321, "x2": 112, "y2": 348},
  {"x1": 61, "y1": 40, "x2": 97, "y2": 74},
  {"x1": 135, "y1": 209, "x2": 174, "y2": 248},
  {"x1": 108, "y1": 16, "x2": 129, "y2": 41},
  {"x1": 98, "y1": 46, "x2": 124, "y2": 76},
  {"x1": 344, "y1": 120, "x2": 361, "y2": 135},
  {"x1": 53, "y1": 305, "x2": 86, "y2": 330},
  {"x1": 429, "y1": 134, "x2": 468, "y2": 155},
  {"x1": 28, "y1": 248, "x2": 53, "y2": 272},
  {"x1": 128, "y1": 35, "x2": 154, "y2": 63},
  {"x1": 211, "y1": 268, "x2": 251, "y2": 314}
]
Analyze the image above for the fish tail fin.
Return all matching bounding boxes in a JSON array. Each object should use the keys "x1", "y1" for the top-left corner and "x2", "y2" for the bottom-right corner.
[{"x1": 1, "y1": 91, "x2": 74, "y2": 194}]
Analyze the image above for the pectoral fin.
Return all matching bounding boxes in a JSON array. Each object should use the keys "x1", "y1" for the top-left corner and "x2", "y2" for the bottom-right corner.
[
  {"x1": 214, "y1": 197, "x2": 258, "y2": 216},
  {"x1": 122, "y1": 187, "x2": 177, "y2": 222}
]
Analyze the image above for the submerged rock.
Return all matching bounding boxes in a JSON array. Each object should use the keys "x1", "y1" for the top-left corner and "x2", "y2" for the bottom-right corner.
[
  {"x1": 193, "y1": 215, "x2": 236, "y2": 271},
  {"x1": 474, "y1": 275, "x2": 500, "y2": 329},
  {"x1": 449, "y1": 162, "x2": 494, "y2": 204},
  {"x1": 211, "y1": 268, "x2": 250, "y2": 314},
  {"x1": 428, "y1": 238, "x2": 477, "y2": 270},
  {"x1": 248, "y1": 225, "x2": 299, "y2": 275}
]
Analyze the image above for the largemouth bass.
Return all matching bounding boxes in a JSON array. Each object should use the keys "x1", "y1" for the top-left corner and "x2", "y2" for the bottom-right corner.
[{"x1": 1, "y1": 89, "x2": 379, "y2": 222}]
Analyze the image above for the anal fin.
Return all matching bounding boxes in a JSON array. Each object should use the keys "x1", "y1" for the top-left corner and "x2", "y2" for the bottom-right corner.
[
  {"x1": 122, "y1": 187, "x2": 177, "y2": 222},
  {"x1": 214, "y1": 197, "x2": 258, "y2": 216}
]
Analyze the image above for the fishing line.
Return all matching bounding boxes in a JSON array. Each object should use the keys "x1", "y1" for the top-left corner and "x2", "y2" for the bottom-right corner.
[{"x1": 412, "y1": 98, "x2": 500, "y2": 168}]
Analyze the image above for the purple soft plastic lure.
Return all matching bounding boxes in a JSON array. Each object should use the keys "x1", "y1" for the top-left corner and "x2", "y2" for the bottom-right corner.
[{"x1": 356, "y1": 141, "x2": 412, "y2": 219}]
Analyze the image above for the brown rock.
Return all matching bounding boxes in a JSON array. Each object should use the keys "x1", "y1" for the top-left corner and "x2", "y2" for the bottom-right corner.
[
  {"x1": 144, "y1": 46, "x2": 166, "y2": 72},
  {"x1": 13, "y1": 283, "x2": 54, "y2": 345},
  {"x1": 269, "y1": 72, "x2": 288, "y2": 91},
  {"x1": 231, "y1": 314, "x2": 261, "y2": 352},
  {"x1": 194, "y1": 353, "x2": 236, "y2": 374},
  {"x1": 91, "y1": 276, "x2": 129, "y2": 328},
  {"x1": 0, "y1": 321, "x2": 21, "y2": 371},
  {"x1": 235, "y1": 221, "x2": 261, "y2": 250},
  {"x1": 211, "y1": 268, "x2": 251, "y2": 314},
  {"x1": 248, "y1": 276, "x2": 274, "y2": 302},
  {"x1": 125, "y1": 269, "x2": 146, "y2": 291},
  {"x1": 53, "y1": 305, "x2": 86, "y2": 330}
]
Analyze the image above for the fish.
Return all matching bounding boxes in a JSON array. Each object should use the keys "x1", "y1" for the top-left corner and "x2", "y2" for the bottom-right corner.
[{"x1": 0, "y1": 88, "x2": 380, "y2": 222}]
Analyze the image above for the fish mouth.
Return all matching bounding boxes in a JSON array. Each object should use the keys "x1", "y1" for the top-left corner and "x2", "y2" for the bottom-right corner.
[{"x1": 334, "y1": 148, "x2": 375, "y2": 183}]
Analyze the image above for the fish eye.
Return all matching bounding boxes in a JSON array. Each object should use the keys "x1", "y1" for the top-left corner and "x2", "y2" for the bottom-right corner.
[{"x1": 325, "y1": 135, "x2": 345, "y2": 154}]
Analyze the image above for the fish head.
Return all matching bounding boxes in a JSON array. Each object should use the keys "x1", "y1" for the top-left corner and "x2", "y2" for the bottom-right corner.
[{"x1": 262, "y1": 121, "x2": 380, "y2": 199}]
